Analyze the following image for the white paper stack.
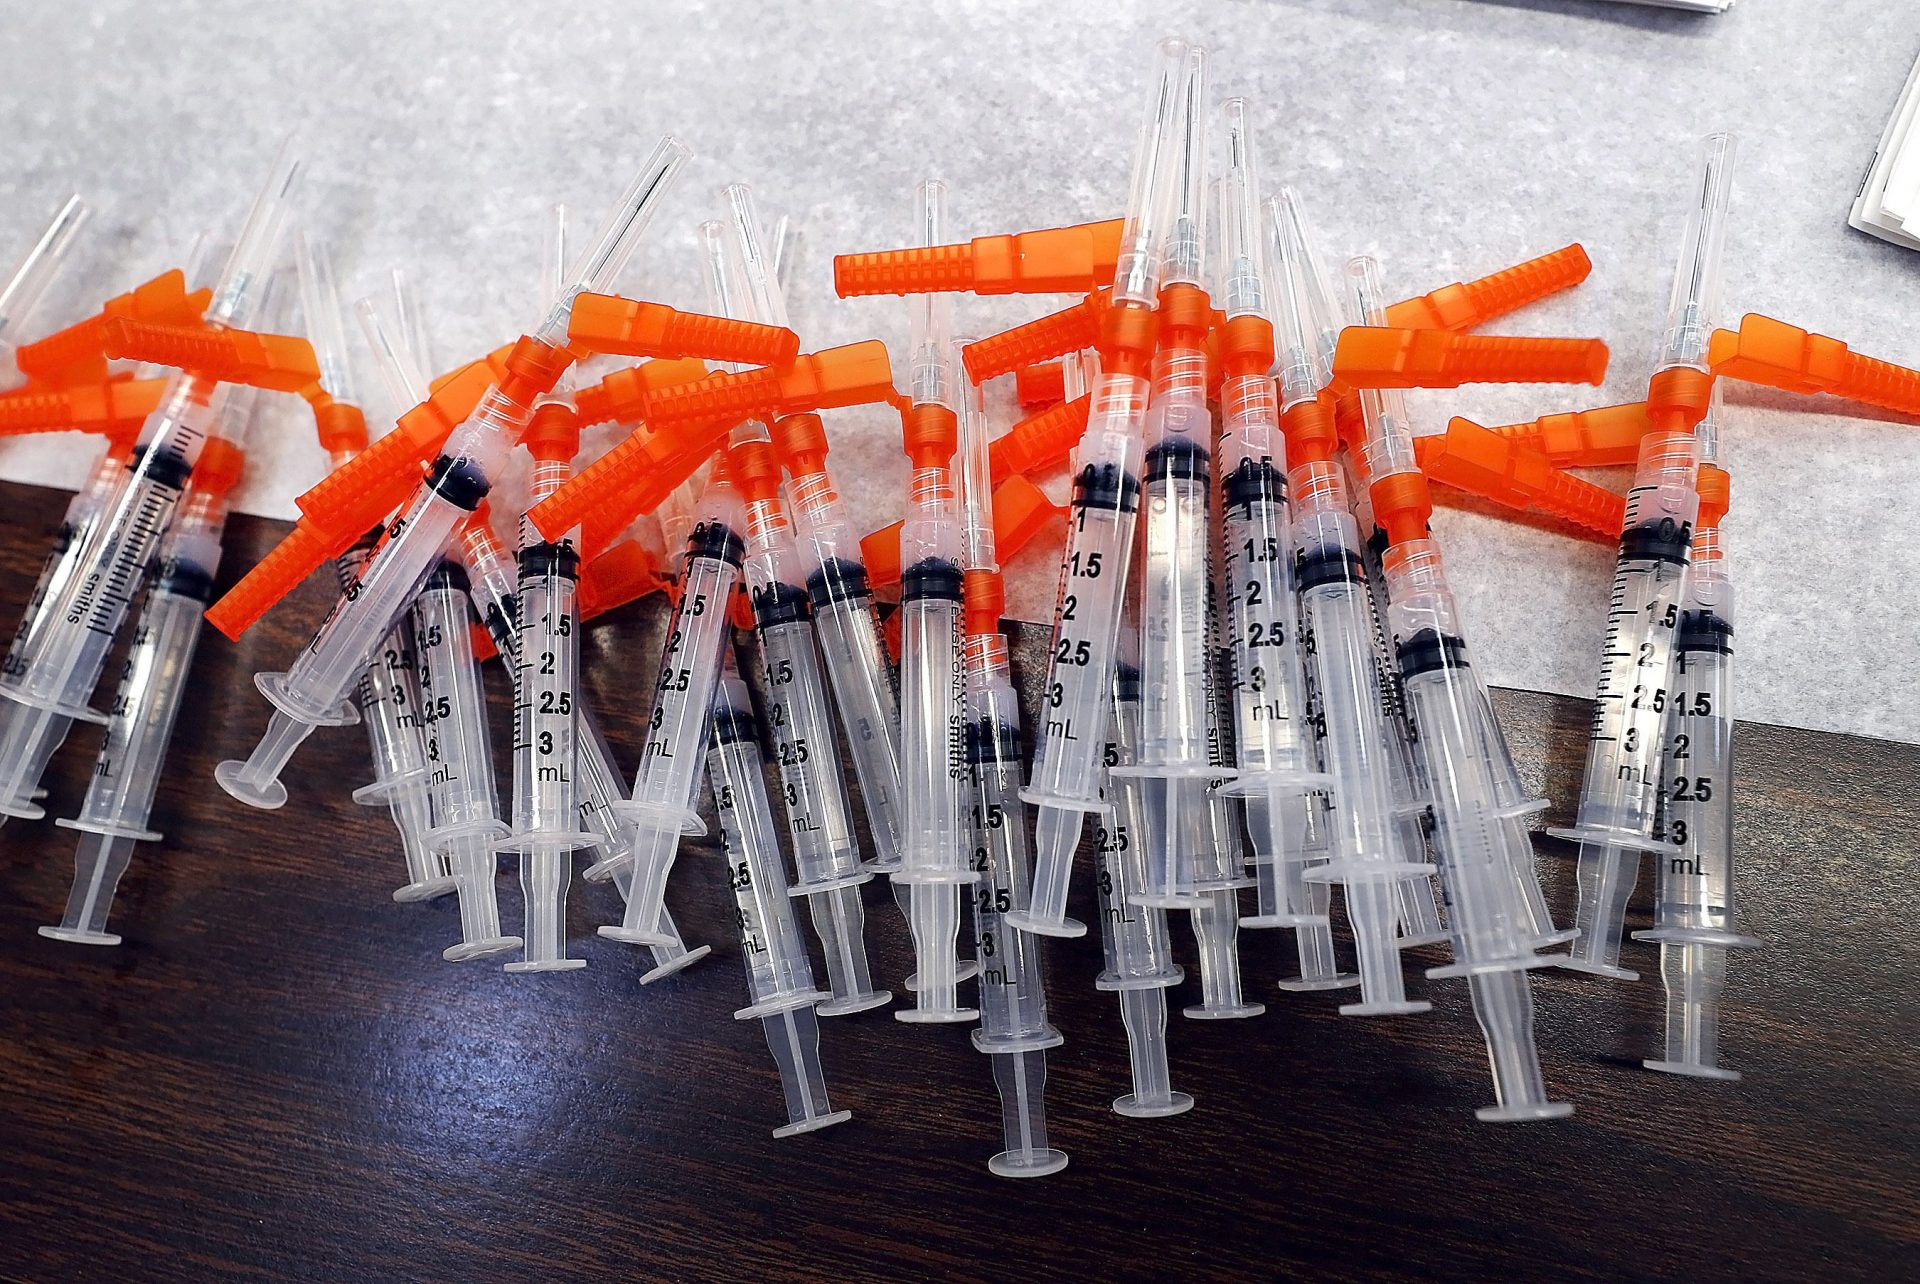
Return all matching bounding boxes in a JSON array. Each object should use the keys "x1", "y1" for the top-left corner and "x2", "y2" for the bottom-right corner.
[{"x1": 1851, "y1": 53, "x2": 1920, "y2": 251}]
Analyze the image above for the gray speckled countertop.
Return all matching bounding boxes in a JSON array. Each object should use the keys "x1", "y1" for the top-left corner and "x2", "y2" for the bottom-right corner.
[{"x1": 0, "y1": 0, "x2": 1915, "y2": 739}]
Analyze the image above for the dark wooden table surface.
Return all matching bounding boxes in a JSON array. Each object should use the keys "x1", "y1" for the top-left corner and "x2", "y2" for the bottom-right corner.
[{"x1": 0, "y1": 477, "x2": 1912, "y2": 1282}]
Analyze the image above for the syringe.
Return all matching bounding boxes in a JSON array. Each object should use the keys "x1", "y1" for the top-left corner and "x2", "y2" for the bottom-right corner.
[
  {"x1": 40, "y1": 433, "x2": 250, "y2": 944},
  {"x1": 1092, "y1": 617, "x2": 1194, "y2": 1117},
  {"x1": 313, "y1": 256, "x2": 449, "y2": 903},
  {"x1": 0, "y1": 146, "x2": 300, "y2": 824},
  {"x1": 1350, "y1": 254, "x2": 1570, "y2": 1120},
  {"x1": 454, "y1": 507, "x2": 706, "y2": 981},
  {"x1": 495, "y1": 400, "x2": 595, "y2": 972},
  {"x1": 894, "y1": 177, "x2": 978, "y2": 1023},
  {"x1": 598, "y1": 461, "x2": 747, "y2": 947},
  {"x1": 0, "y1": 194, "x2": 90, "y2": 387},
  {"x1": 1008, "y1": 37, "x2": 1194, "y2": 940},
  {"x1": 217, "y1": 138, "x2": 689, "y2": 808},
  {"x1": 705, "y1": 650, "x2": 852, "y2": 1137},
  {"x1": 1202, "y1": 100, "x2": 1348, "y2": 996},
  {"x1": 708, "y1": 198, "x2": 888, "y2": 1015},
  {"x1": 1552, "y1": 133, "x2": 1736, "y2": 979},
  {"x1": 957, "y1": 356, "x2": 1067, "y2": 1176},
  {"x1": 1268, "y1": 191, "x2": 1429, "y2": 1018},
  {"x1": 414, "y1": 548, "x2": 519, "y2": 962},
  {"x1": 1633, "y1": 387, "x2": 1759, "y2": 1078},
  {"x1": 1116, "y1": 46, "x2": 1233, "y2": 912}
]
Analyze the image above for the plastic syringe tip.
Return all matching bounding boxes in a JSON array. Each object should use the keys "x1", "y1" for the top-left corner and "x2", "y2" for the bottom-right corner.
[
  {"x1": 1644, "y1": 942, "x2": 1742, "y2": 1080},
  {"x1": 763, "y1": 1006, "x2": 852, "y2": 1138},
  {"x1": 444, "y1": 833, "x2": 521, "y2": 962},
  {"x1": 1113, "y1": 987, "x2": 1193, "y2": 1117},
  {"x1": 1468, "y1": 970, "x2": 1574, "y2": 1122},
  {"x1": 214, "y1": 709, "x2": 317, "y2": 810},
  {"x1": 988, "y1": 1050, "x2": 1069, "y2": 1178},
  {"x1": 37, "y1": 830, "x2": 136, "y2": 946},
  {"x1": 896, "y1": 885, "x2": 978, "y2": 1023},
  {"x1": 505, "y1": 847, "x2": 585, "y2": 973}
]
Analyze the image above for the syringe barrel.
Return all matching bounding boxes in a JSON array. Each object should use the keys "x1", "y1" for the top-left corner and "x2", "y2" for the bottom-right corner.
[
  {"x1": 785, "y1": 468, "x2": 907, "y2": 873},
  {"x1": 1291, "y1": 462, "x2": 1418, "y2": 1011},
  {"x1": 896, "y1": 475, "x2": 969, "y2": 884},
  {"x1": 619, "y1": 510, "x2": 744, "y2": 927},
  {"x1": 1217, "y1": 373, "x2": 1313, "y2": 778},
  {"x1": 758, "y1": 617, "x2": 865, "y2": 887},
  {"x1": 1565, "y1": 430, "x2": 1700, "y2": 842},
  {"x1": 337, "y1": 536, "x2": 430, "y2": 798},
  {"x1": 967, "y1": 663, "x2": 1059, "y2": 1049},
  {"x1": 2, "y1": 455, "x2": 120, "y2": 683},
  {"x1": 67, "y1": 566, "x2": 214, "y2": 835},
  {"x1": 281, "y1": 493, "x2": 468, "y2": 724},
  {"x1": 708, "y1": 675, "x2": 821, "y2": 1012},
  {"x1": 1094, "y1": 656, "x2": 1182, "y2": 987},
  {"x1": 11, "y1": 375, "x2": 218, "y2": 717},
  {"x1": 1386, "y1": 540, "x2": 1537, "y2": 967},
  {"x1": 1650, "y1": 529, "x2": 1743, "y2": 941},
  {"x1": 412, "y1": 561, "x2": 503, "y2": 839},
  {"x1": 1025, "y1": 373, "x2": 1147, "y2": 807},
  {"x1": 1135, "y1": 352, "x2": 1214, "y2": 771},
  {"x1": 509, "y1": 548, "x2": 584, "y2": 839}
]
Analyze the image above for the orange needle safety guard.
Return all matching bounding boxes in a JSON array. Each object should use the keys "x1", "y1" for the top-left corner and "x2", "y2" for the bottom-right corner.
[
  {"x1": 564, "y1": 292, "x2": 800, "y2": 367},
  {"x1": 1472, "y1": 402, "x2": 1655, "y2": 468},
  {"x1": 1382, "y1": 243, "x2": 1593, "y2": 333},
  {"x1": 571, "y1": 356, "x2": 710, "y2": 428},
  {"x1": 1013, "y1": 360, "x2": 1066, "y2": 408},
  {"x1": 990, "y1": 394, "x2": 1090, "y2": 483},
  {"x1": 533, "y1": 340, "x2": 898, "y2": 542},
  {"x1": 833, "y1": 217, "x2": 1123, "y2": 297},
  {"x1": 203, "y1": 356, "x2": 499, "y2": 640},
  {"x1": 0, "y1": 375, "x2": 167, "y2": 443},
  {"x1": 1413, "y1": 418, "x2": 1625, "y2": 539},
  {"x1": 101, "y1": 317, "x2": 321, "y2": 393},
  {"x1": 1708, "y1": 313, "x2": 1920, "y2": 417},
  {"x1": 961, "y1": 289, "x2": 1107, "y2": 385},
  {"x1": 1332, "y1": 326, "x2": 1609, "y2": 390},
  {"x1": 578, "y1": 539, "x2": 669, "y2": 620},
  {"x1": 12, "y1": 268, "x2": 213, "y2": 386}
]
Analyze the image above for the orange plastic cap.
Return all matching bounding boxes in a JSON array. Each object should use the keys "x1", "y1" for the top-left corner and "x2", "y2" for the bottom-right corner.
[
  {"x1": 770, "y1": 411, "x2": 830, "y2": 478},
  {"x1": 579, "y1": 540, "x2": 667, "y2": 620},
  {"x1": 962, "y1": 290, "x2": 1106, "y2": 385},
  {"x1": 990, "y1": 395, "x2": 1088, "y2": 484},
  {"x1": 0, "y1": 376, "x2": 167, "y2": 437},
  {"x1": 963, "y1": 568, "x2": 1005, "y2": 637},
  {"x1": 523, "y1": 401, "x2": 582, "y2": 464},
  {"x1": 834, "y1": 218, "x2": 1123, "y2": 297},
  {"x1": 14, "y1": 269, "x2": 212, "y2": 385},
  {"x1": 572, "y1": 356, "x2": 710, "y2": 428},
  {"x1": 193, "y1": 438, "x2": 246, "y2": 499},
  {"x1": 992, "y1": 474, "x2": 1065, "y2": 561},
  {"x1": 1384, "y1": 244, "x2": 1592, "y2": 333},
  {"x1": 860, "y1": 521, "x2": 904, "y2": 590},
  {"x1": 640, "y1": 340, "x2": 896, "y2": 428},
  {"x1": 312, "y1": 399, "x2": 369, "y2": 457},
  {"x1": 567, "y1": 293, "x2": 800, "y2": 367},
  {"x1": 1332, "y1": 327, "x2": 1608, "y2": 390},
  {"x1": 1013, "y1": 361, "x2": 1066, "y2": 408},
  {"x1": 1413, "y1": 419, "x2": 1624, "y2": 540},
  {"x1": 102, "y1": 318, "x2": 321, "y2": 393},
  {"x1": 1478, "y1": 402, "x2": 1653, "y2": 468},
  {"x1": 1709, "y1": 313, "x2": 1920, "y2": 417}
]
